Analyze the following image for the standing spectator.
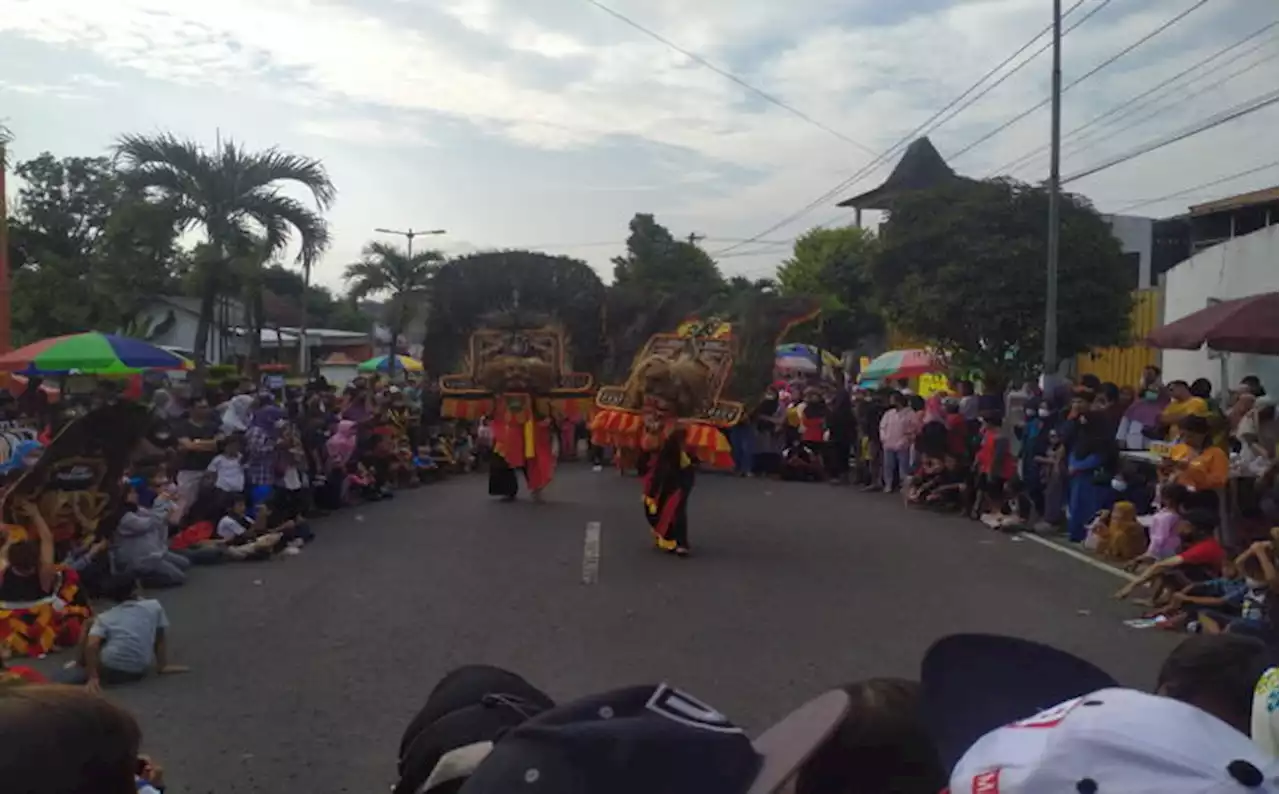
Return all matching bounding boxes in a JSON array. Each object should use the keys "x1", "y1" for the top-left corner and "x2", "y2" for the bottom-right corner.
[
  {"x1": 1066, "y1": 410, "x2": 1117, "y2": 543},
  {"x1": 174, "y1": 396, "x2": 221, "y2": 509},
  {"x1": 957, "y1": 380, "x2": 979, "y2": 423},
  {"x1": 879, "y1": 391, "x2": 918, "y2": 493},
  {"x1": 244, "y1": 406, "x2": 285, "y2": 509},
  {"x1": 825, "y1": 380, "x2": 856, "y2": 484}
]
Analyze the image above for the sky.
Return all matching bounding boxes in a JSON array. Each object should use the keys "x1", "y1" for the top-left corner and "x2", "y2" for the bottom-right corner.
[{"x1": 2, "y1": 0, "x2": 1277, "y2": 293}]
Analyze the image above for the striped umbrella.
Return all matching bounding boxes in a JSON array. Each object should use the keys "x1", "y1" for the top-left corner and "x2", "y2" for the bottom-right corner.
[
  {"x1": 357, "y1": 354, "x2": 424, "y2": 374},
  {"x1": 0, "y1": 333, "x2": 193, "y2": 375},
  {"x1": 859, "y1": 349, "x2": 943, "y2": 381}
]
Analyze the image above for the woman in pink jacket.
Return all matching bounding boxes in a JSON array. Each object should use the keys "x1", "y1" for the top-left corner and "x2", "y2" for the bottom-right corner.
[{"x1": 879, "y1": 391, "x2": 920, "y2": 492}]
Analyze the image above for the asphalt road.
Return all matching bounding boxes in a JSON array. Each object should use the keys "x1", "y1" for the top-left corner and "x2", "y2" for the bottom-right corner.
[{"x1": 51, "y1": 466, "x2": 1180, "y2": 793}]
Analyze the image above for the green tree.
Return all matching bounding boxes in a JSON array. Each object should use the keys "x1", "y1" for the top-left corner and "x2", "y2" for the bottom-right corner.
[
  {"x1": 775, "y1": 225, "x2": 882, "y2": 353},
  {"x1": 872, "y1": 178, "x2": 1132, "y2": 386},
  {"x1": 114, "y1": 133, "x2": 334, "y2": 381},
  {"x1": 344, "y1": 241, "x2": 444, "y2": 369},
  {"x1": 611, "y1": 213, "x2": 722, "y2": 301},
  {"x1": 6, "y1": 153, "x2": 182, "y2": 342},
  {"x1": 425, "y1": 250, "x2": 607, "y2": 376}
]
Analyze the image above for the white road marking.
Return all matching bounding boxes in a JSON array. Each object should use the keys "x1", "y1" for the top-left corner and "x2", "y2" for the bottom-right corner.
[
  {"x1": 582, "y1": 521, "x2": 601, "y2": 584},
  {"x1": 1016, "y1": 532, "x2": 1139, "y2": 582}
]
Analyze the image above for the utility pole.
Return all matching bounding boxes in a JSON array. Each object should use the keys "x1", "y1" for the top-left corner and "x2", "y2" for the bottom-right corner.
[
  {"x1": 0, "y1": 124, "x2": 12, "y2": 357},
  {"x1": 686, "y1": 232, "x2": 704, "y2": 246},
  {"x1": 372, "y1": 227, "x2": 446, "y2": 379},
  {"x1": 375, "y1": 226, "x2": 446, "y2": 259},
  {"x1": 1043, "y1": 0, "x2": 1063, "y2": 381}
]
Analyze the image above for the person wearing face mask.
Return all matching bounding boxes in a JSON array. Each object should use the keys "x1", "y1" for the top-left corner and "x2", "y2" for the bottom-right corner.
[
  {"x1": 1117, "y1": 382, "x2": 1169, "y2": 450},
  {"x1": 1016, "y1": 399, "x2": 1051, "y2": 520}
]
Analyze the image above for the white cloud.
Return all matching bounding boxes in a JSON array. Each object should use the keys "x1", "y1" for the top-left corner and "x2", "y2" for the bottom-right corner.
[{"x1": 1, "y1": 0, "x2": 1276, "y2": 283}]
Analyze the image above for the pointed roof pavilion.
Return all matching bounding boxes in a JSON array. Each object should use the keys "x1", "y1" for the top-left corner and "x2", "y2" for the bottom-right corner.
[{"x1": 837, "y1": 137, "x2": 962, "y2": 212}]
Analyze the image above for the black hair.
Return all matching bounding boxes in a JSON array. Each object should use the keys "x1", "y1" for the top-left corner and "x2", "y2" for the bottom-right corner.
[
  {"x1": 5, "y1": 540, "x2": 38, "y2": 571},
  {"x1": 1080, "y1": 374, "x2": 1101, "y2": 391},
  {"x1": 1183, "y1": 509, "x2": 1218, "y2": 537},
  {"x1": 1159, "y1": 482, "x2": 1188, "y2": 508},
  {"x1": 795, "y1": 678, "x2": 946, "y2": 794},
  {"x1": 1099, "y1": 382, "x2": 1119, "y2": 402},
  {"x1": 1156, "y1": 634, "x2": 1271, "y2": 736},
  {"x1": 1168, "y1": 379, "x2": 1189, "y2": 390},
  {"x1": 1180, "y1": 414, "x2": 1211, "y2": 436},
  {"x1": 1190, "y1": 378, "x2": 1213, "y2": 399},
  {"x1": 102, "y1": 573, "x2": 140, "y2": 604}
]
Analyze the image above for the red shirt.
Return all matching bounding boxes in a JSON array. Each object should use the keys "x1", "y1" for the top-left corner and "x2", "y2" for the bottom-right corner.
[
  {"x1": 1180, "y1": 537, "x2": 1226, "y2": 569},
  {"x1": 945, "y1": 415, "x2": 968, "y2": 456},
  {"x1": 976, "y1": 430, "x2": 1016, "y2": 480},
  {"x1": 1, "y1": 665, "x2": 47, "y2": 684}
]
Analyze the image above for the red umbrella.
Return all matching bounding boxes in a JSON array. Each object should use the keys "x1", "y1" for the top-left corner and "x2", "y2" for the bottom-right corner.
[{"x1": 1146, "y1": 292, "x2": 1278, "y2": 355}]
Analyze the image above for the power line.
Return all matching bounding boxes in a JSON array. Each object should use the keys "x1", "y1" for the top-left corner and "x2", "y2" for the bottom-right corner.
[
  {"x1": 1109, "y1": 161, "x2": 1278, "y2": 214},
  {"x1": 1054, "y1": 49, "x2": 1275, "y2": 169},
  {"x1": 581, "y1": 0, "x2": 877, "y2": 156},
  {"x1": 711, "y1": 0, "x2": 1103, "y2": 257},
  {"x1": 989, "y1": 21, "x2": 1279, "y2": 176},
  {"x1": 949, "y1": 0, "x2": 1211, "y2": 162},
  {"x1": 1061, "y1": 90, "x2": 1279, "y2": 184}
]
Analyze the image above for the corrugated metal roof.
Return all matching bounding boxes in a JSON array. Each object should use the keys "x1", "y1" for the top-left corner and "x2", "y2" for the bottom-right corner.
[{"x1": 1187, "y1": 186, "x2": 1278, "y2": 217}]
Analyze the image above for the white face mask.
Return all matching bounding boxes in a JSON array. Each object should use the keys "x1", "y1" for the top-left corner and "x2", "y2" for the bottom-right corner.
[
  {"x1": 1111, "y1": 478, "x2": 1127, "y2": 492},
  {"x1": 1038, "y1": 407, "x2": 1051, "y2": 418}
]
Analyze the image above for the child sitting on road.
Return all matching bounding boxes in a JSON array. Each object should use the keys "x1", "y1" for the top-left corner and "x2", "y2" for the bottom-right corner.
[
  {"x1": 1124, "y1": 483, "x2": 1189, "y2": 573},
  {"x1": 215, "y1": 495, "x2": 282, "y2": 560},
  {"x1": 57, "y1": 573, "x2": 188, "y2": 692},
  {"x1": 1115, "y1": 509, "x2": 1226, "y2": 606},
  {"x1": 912, "y1": 452, "x2": 969, "y2": 511}
]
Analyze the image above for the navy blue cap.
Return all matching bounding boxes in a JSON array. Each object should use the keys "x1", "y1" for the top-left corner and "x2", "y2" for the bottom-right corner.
[
  {"x1": 458, "y1": 683, "x2": 850, "y2": 794},
  {"x1": 920, "y1": 633, "x2": 1119, "y2": 772}
]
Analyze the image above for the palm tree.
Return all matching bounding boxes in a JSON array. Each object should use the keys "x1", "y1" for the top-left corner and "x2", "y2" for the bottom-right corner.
[
  {"x1": 114, "y1": 133, "x2": 334, "y2": 383},
  {"x1": 343, "y1": 241, "x2": 444, "y2": 377}
]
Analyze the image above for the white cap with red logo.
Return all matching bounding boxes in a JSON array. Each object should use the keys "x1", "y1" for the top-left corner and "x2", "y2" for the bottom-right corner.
[{"x1": 950, "y1": 687, "x2": 1278, "y2": 794}]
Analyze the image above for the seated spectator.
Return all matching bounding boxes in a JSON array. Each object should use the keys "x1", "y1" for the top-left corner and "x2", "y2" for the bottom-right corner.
[
  {"x1": 215, "y1": 495, "x2": 282, "y2": 560},
  {"x1": 1123, "y1": 482, "x2": 1189, "y2": 572},
  {"x1": 1115, "y1": 509, "x2": 1225, "y2": 605},
  {"x1": 1083, "y1": 501, "x2": 1145, "y2": 562},
  {"x1": 794, "y1": 678, "x2": 945, "y2": 794},
  {"x1": 903, "y1": 454, "x2": 944, "y2": 504},
  {"x1": 0, "y1": 684, "x2": 168, "y2": 794},
  {"x1": 1156, "y1": 634, "x2": 1273, "y2": 741},
  {"x1": 109, "y1": 483, "x2": 191, "y2": 588},
  {"x1": 0, "y1": 502, "x2": 92, "y2": 657},
  {"x1": 1198, "y1": 541, "x2": 1277, "y2": 640},
  {"x1": 57, "y1": 573, "x2": 188, "y2": 691}
]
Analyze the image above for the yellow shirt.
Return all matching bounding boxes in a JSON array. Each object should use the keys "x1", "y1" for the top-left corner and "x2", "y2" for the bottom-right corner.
[{"x1": 1161, "y1": 397, "x2": 1210, "y2": 440}]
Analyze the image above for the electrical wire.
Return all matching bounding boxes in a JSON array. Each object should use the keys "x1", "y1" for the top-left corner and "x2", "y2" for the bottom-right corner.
[
  {"x1": 988, "y1": 21, "x2": 1279, "y2": 176},
  {"x1": 948, "y1": 0, "x2": 1212, "y2": 162},
  {"x1": 581, "y1": 0, "x2": 877, "y2": 156},
  {"x1": 1061, "y1": 90, "x2": 1279, "y2": 184},
  {"x1": 710, "y1": 0, "x2": 1103, "y2": 257},
  {"x1": 1054, "y1": 49, "x2": 1276, "y2": 169},
  {"x1": 1109, "y1": 161, "x2": 1278, "y2": 214}
]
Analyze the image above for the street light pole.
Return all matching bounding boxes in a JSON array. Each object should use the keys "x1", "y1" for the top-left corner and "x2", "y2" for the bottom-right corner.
[
  {"x1": 372, "y1": 227, "x2": 446, "y2": 380},
  {"x1": 1043, "y1": 0, "x2": 1063, "y2": 380},
  {"x1": 375, "y1": 227, "x2": 446, "y2": 260}
]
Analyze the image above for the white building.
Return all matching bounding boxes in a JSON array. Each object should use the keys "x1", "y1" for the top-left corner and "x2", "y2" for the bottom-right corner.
[{"x1": 1160, "y1": 225, "x2": 1278, "y2": 396}]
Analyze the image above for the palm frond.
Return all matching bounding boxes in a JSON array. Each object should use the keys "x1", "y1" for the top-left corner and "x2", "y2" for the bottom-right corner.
[
  {"x1": 237, "y1": 191, "x2": 330, "y2": 264},
  {"x1": 241, "y1": 147, "x2": 336, "y2": 210}
]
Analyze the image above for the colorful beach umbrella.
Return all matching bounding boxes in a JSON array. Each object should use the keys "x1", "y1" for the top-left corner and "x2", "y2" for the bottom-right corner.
[
  {"x1": 357, "y1": 354, "x2": 424, "y2": 374},
  {"x1": 775, "y1": 343, "x2": 840, "y2": 368},
  {"x1": 859, "y1": 349, "x2": 943, "y2": 382},
  {"x1": 0, "y1": 333, "x2": 193, "y2": 375}
]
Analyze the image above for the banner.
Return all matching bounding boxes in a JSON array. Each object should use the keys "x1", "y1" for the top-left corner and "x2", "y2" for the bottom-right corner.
[{"x1": 1, "y1": 402, "x2": 153, "y2": 552}]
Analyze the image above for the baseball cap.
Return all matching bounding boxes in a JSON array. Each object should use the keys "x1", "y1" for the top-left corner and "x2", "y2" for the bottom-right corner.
[
  {"x1": 396, "y1": 665, "x2": 555, "y2": 794},
  {"x1": 457, "y1": 683, "x2": 850, "y2": 794},
  {"x1": 949, "y1": 687, "x2": 1278, "y2": 792},
  {"x1": 920, "y1": 633, "x2": 1119, "y2": 771}
]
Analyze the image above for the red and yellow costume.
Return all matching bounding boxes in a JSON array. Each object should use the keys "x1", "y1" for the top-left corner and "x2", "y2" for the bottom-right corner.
[
  {"x1": 590, "y1": 327, "x2": 739, "y2": 554},
  {"x1": 440, "y1": 320, "x2": 594, "y2": 501}
]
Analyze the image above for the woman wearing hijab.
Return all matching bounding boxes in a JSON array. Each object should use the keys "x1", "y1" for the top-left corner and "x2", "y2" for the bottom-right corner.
[
  {"x1": 1066, "y1": 410, "x2": 1118, "y2": 543},
  {"x1": 318, "y1": 420, "x2": 359, "y2": 508},
  {"x1": 220, "y1": 395, "x2": 254, "y2": 436},
  {"x1": 244, "y1": 406, "x2": 285, "y2": 508}
]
